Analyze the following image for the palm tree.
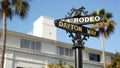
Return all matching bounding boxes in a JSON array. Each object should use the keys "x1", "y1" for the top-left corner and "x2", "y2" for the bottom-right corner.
[
  {"x1": 91, "y1": 9, "x2": 115, "y2": 68},
  {"x1": 0, "y1": 0, "x2": 29, "y2": 68}
]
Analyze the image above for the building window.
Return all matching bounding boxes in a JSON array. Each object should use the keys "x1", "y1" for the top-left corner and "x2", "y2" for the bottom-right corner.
[
  {"x1": 0, "y1": 34, "x2": 2, "y2": 44},
  {"x1": 16, "y1": 66, "x2": 32, "y2": 68},
  {"x1": 59, "y1": 47, "x2": 64, "y2": 56},
  {"x1": 0, "y1": 34, "x2": 1, "y2": 39},
  {"x1": 20, "y1": 39, "x2": 41, "y2": 51},
  {"x1": 21, "y1": 39, "x2": 30, "y2": 49},
  {"x1": 49, "y1": 32, "x2": 52, "y2": 35},
  {"x1": 16, "y1": 67, "x2": 24, "y2": 68},
  {"x1": 89, "y1": 53, "x2": 100, "y2": 62},
  {"x1": 57, "y1": 47, "x2": 73, "y2": 57}
]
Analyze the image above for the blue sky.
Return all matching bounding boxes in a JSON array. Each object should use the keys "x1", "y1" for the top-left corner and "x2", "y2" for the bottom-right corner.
[{"x1": 1, "y1": 0, "x2": 120, "y2": 53}]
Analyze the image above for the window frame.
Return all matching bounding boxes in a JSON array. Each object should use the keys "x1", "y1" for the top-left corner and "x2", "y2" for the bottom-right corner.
[
  {"x1": 89, "y1": 53, "x2": 100, "y2": 62},
  {"x1": 20, "y1": 39, "x2": 41, "y2": 51},
  {"x1": 57, "y1": 46, "x2": 73, "y2": 57}
]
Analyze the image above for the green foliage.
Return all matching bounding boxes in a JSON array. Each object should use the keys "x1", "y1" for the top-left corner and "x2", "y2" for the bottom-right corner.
[
  {"x1": 69, "y1": 65, "x2": 74, "y2": 68},
  {"x1": 91, "y1": 8, "x2": 115, "y2": 39},
  {"x1": 47, "y1": 60, "x2": 74, "y2": 68},
  {"x1": 107, "y1": 53, "x2": 120, "y2": 68},
  {"x1": 0, "y1": 0, "x2": 30, "y2": 20}
]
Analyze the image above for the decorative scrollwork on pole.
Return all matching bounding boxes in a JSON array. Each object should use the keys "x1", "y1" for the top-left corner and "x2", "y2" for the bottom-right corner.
[{"x1": 65, "y1": 6, "x2": 89, "y2": 49}]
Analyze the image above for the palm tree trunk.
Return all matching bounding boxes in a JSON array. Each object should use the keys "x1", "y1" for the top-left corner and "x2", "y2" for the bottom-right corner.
[
  {"x1": 0, "y1": 9, "x2": 7, "y2": 68},
  {"x1": 100, "y1": 33, "x2": 106, "y2": 68}
]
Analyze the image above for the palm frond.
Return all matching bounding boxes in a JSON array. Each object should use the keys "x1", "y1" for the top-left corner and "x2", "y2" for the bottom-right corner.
[
  {"x1": 6, "y1": 7, "x2": 13, "y2": 20},
  {"x1": 91, "y1": 10, "x2": 97, "y2": 16},
  {"x1": 91, "y1": 23, "x2": 99, "y2": 30},
  {"x1": 105, "y1": 20, "x2": 115, "y2": 38},
  {"x1": 91, "y1": 9, "x2": 115, "y2": 39},
  {"x1": 105, "y1": 12, "x2": 112, "y2": 19},
  {"x1": 103, "y1": 16, "x2": 108, "y2": 22},
  {"x1": 98, "y1": 9, "x2": 105, "y2": 16},
  {"x1": 12, "y1": 0, "x2": 29, "y2": 19},
  {"x1": 18, "y1": 0, "x2": 29, "y2": 19}
]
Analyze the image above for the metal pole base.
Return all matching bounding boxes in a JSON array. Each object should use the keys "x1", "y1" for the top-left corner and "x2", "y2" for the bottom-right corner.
[{"x1": 73, "y1": 45, "x2": 84, "y2": 68}]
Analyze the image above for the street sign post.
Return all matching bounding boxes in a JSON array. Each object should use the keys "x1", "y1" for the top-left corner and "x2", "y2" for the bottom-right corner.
[{"x1": 54, "y1": 6, "x2": 102, "y2": 68}]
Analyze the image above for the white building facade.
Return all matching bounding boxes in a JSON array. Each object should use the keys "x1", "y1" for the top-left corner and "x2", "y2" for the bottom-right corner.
[{"x1": 0, "y1": 16, "x2": 114, "y2": 68}]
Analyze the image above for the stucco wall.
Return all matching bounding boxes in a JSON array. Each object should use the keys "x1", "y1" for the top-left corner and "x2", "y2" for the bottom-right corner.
[
  {"x1": 6, "y1": 35, "x2": 21, "y2": 48},
  {"x1": 41, "y1": 43, "x2": 56, "y2": 54}
]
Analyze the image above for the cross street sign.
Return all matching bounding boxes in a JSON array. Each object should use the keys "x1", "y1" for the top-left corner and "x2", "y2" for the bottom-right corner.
[
  {"x1": 54, "y1": 20, "x2": 99, "y2": 37},
  {"x1": 57, "y1": 15, "x2": 103, "y2": 25}
]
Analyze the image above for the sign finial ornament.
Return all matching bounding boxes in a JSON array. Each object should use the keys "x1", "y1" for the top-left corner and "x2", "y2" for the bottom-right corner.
[{"x1": 67, "y1": 6, "x2": 88, "y2": 17}]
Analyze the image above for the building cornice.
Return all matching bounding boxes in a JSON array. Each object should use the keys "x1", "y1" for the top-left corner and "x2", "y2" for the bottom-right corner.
[
  {"x1": 1, "y1": 45, "x2": 104, "y2": 66},
  {"x1": 2, "y1": 45, "x2": 74, "y2": 61},
  {"x1": 0, "y1": 29, "x2": 114, "y2": 55}
]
